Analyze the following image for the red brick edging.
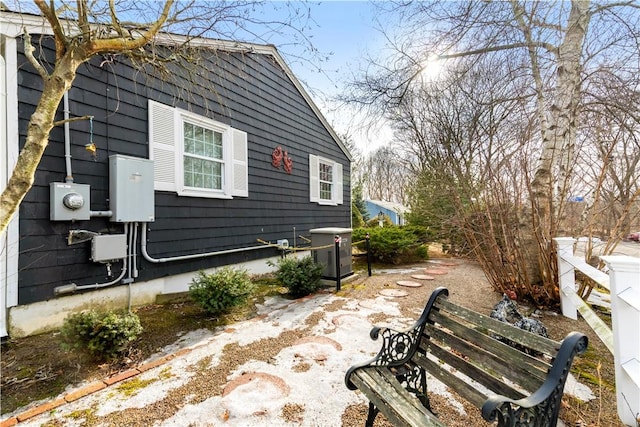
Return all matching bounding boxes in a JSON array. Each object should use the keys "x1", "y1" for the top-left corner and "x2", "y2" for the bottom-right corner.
[{"x1": 1, "y1": 354, "x2": 178, "y2": 426}]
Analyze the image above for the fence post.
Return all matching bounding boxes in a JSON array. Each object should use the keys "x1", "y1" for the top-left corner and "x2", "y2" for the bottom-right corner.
[
  {"x1": 554, "y1": 237, "x2": 578, "y2": 320},
  {"x1": 365, "y1": 233, "x2": 372, "y2": 277},
  {"x1": 335, "y1": 235, "x2": 341, "y2": 292},
  {"x1": 601, "y1": 255, "x2": 640, "y2": 426}
]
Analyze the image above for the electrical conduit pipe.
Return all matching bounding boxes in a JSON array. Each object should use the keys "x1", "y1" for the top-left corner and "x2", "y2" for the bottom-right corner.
[
  {"x1": 54, "y1": 224, "x2": 129, "y2": 295},
  {"x1": 140, "y1": 222, "x2": 266, "y2": 263}
]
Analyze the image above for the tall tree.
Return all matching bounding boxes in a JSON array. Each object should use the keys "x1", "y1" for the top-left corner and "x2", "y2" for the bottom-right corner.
[
  {"x1": 345, "y1": 0, "x2": 640, "y2": 303},
  {"x1": 0, "y1": 0, "x2": 315, "y2": 234}
]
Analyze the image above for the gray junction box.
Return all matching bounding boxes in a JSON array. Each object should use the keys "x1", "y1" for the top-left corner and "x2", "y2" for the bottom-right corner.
[
  {"x1": 310, "y1": 227, "x2": 353, "y2": 279},
  {"x1": 109, "y1": 155, "x2": 155, "y2": 223},
  {"x1": 91, "y1": 234, "x2": 127, "y2": 262}
]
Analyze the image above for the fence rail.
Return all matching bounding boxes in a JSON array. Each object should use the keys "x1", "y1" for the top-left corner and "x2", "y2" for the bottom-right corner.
[{"x1": 554, "y1": 237, "x2": 640, "y2": 426}]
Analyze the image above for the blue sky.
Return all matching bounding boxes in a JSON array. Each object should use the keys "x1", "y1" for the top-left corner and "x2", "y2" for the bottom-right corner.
[{"x1": 287, "y1": 1, "x2": 382, "y2": 92}]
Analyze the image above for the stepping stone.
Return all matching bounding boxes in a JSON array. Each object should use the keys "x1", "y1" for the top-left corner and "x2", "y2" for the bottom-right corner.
[
  {"x1": 429, "y1": 260, "x2": 458, "y2": 267},
  {"x1": 290, "y1": 336, "x2": 343, "y2": 362},
  {"x1": 379, "y1": 289, "x2": 409, "y2": 297},
  {"x1": 424, "y1": 269, "x2": 449, "y2": 275},
  {"x1": 222, "y1": 372, "x2": 290, "y2": 418},
  {"x1": 411, "y1": 274, "x2": 435, "y2": 281},
  {"x1": 332, "y1": 313, "x2": 371, "y2": 329},
  {"x1": 293, "y1": 336, "x2": 343, "y2": 351},
  {"x1": 358, "y1": 299, "x2": 380, "y2": 310},
  {"x1": 396, "y1": 280, "x2": 423, "y2": 288},
  {"x1": 223, "y1": 371, "x2": 290, "y2": 397}
]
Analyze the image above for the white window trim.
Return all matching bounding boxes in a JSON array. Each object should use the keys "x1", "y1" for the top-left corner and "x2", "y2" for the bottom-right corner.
[
  {"x1": 309, "y1": 154, "x2": 343, "y2": 206},
  {"x1": 149, "y1": 100, "x2": 248, "y2": 199},
  {"x1": 177, "y1": 110, "x2": 232, "y2": 199}
]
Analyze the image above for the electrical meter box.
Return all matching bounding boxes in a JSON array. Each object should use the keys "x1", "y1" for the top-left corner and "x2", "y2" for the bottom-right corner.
[
  {"x1": 310, "y1": 227, "x2": 353, "y2": 279},
  {"x1": 50, "y1": 182, "x2": 91, "y2": 221},
  {"x1": 109, "y1": 155, "x2": 155, "y2": 222}
]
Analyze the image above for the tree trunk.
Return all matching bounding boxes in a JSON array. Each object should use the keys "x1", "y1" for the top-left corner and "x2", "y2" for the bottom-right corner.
[
  {"x1": 0, "y1": 54, "x2": 80, "y2": 232},
  {"x1": 529, "y1": 0, "x2": 591, "y2": 291}
]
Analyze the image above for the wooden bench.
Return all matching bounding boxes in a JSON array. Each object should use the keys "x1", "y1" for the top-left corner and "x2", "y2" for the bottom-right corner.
[{"x1": 345, "y1": 287, "x2": 588, "y2": 427}]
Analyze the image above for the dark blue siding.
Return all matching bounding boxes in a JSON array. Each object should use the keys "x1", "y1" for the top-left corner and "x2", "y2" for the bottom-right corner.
[{"x1": 16, "y1": 36, "x2": 350, "y2": 305}]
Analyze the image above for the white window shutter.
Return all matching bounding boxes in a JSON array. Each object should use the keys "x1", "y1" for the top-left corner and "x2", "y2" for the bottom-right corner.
[
  {"x1": 231, "y1": 128, "x2": 249, "y2": 197},
  {"x1": 148, "y1": 100, "x2": 177, "y2": 192},
  {"x1": 309, "y1": 154, "x2": 319, "y2": 202},
  {"x1": 334, "y1": 162, "x2": 343, "y2": 205}
]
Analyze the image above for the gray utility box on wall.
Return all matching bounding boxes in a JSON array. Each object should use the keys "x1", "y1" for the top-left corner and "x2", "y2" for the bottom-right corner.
[
  {"x1": 109, "y1": 155, "x2": 155, "y2": 223},
  {"x1": 50, "y1": 182, "x2": 91, "y2": 221},
  {"x1": 91, "y1": 234, "x2": 127, "y2": 262},
  {"x1": 310, "y1": 227, "x2": 353, "y2": 279}
]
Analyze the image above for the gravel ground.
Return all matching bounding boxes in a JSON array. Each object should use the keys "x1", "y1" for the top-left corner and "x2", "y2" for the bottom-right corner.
[{"x1": 10, "y1": 257, "x2": 612, "y2": 427}]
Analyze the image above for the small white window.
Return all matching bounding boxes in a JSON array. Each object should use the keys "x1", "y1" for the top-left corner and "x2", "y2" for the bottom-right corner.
[
  {"x1": 149, "y1": 100, "x2": 248, "y2": 198},
  {"x1": 183, "y1": 121, "x2": 224, "y2": 191},
  {"x1": 309, "y1": 154, "x2": 343, "y2": 205}
]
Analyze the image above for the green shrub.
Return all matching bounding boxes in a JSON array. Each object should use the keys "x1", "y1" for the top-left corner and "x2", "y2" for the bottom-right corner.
[
  {"x1": 61, "y1": 310, "x2": 143, "y2": 361},
  {"x1": 353, "y1": 226, "x2": 431, "y2": 264},
  {"x1": 365, "y1": 214, "x2": 394, "y2": 228},
  {"x1": 272, "y1": 255, "x2": 323, "y2": 297},
  {"x1": 189, "y1": 267, "x2": 255, "y2": 315}
]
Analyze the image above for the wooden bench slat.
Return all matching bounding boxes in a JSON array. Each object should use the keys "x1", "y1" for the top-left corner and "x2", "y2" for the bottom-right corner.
[
  {"x1": 351, "y1": 367, "x2": 446, "y2": 427},
  {"x1": 426, "y1": 311, "x2": 550, "y2": 386},
  {"x1": 423, "y1": 331, "x2": 530, "y2": 397},
  {"x1": 429, "y1": 309, "x2": 552, "y2": 373},
  {"x1": 413, "y1": 351, "x2": 487, "y2": 408},
  {"x1": 435, "y1": 299, "x2": 558, "y2": 355}
]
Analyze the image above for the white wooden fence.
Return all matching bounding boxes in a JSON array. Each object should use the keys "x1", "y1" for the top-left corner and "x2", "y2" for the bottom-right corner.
[{"x1": 555, "y1": 237, "x2": 640, "y2": 426}]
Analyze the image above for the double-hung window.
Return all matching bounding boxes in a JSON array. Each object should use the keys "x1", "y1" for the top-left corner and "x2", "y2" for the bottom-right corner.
[
  {"x1": 309, "y1": 154, "x2": 343, "y2": 205},
  {"x1": 319, "y1": 160, "x2": 334, "y2": 201},
  {"x1": 182, "y1": 120, "x2": 224, "y2": 193},
  {"x1": 148, "y1": 100, "x2": 248, "y2": 198}
]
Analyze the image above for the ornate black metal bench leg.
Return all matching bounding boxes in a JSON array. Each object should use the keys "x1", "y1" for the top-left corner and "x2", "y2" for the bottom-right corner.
[
  {"x1": 365, "y1": 402, "x2": 379, "y2": 427},
  {"x1": 417, "y1": 368, "x2": 435, "y2": 415},
  {"x1": 401, "y1": 366, "x2": 435, "y2": 415}
]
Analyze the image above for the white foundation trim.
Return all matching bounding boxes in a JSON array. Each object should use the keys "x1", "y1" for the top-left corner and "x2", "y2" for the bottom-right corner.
[{"x1": 7, "y1": 253, "x2": 305, "y2": 337}]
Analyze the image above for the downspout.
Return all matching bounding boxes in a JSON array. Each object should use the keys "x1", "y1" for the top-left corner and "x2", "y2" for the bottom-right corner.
[
  {"x1": 63, "y1": 93, "x2": 112, "y2": 219},
  {"x1": 63, "y1": 92, "x2": 73, "y2": 183},
  {"x1": 140, "y1": 222, "x2": 266, "y2": 263}
]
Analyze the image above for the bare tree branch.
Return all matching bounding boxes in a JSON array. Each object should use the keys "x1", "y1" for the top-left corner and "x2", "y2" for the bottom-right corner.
[
  {"x1": 35, "y1": 0, "x2": 68, "y2": 58},
  {"x1": 22, "y1": 29, "x2": 49, "y2": 79},
  {"x1": 52, "y1": 115, "x2": 93, "y2": 127}
]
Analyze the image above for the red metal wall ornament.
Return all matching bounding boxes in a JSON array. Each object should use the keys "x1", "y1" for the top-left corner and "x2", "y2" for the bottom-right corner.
[
  {"x1": 272, "y1": 146, "x2": 283, "y2": 168},
  {"x1": 272, "y1": 145, "x2": 293, "y2": 174},
  {"x1": 283, "y1": 151, "x2": 293, "y2": 174}
]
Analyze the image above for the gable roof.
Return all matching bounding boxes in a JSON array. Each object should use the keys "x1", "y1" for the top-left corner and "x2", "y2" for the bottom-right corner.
[
  {"x1": 0, "y1": 10, "x2": 352, "y2": 161},
  {"x1": 366, "y1": 199, "x2": 409, "y2": 214}
]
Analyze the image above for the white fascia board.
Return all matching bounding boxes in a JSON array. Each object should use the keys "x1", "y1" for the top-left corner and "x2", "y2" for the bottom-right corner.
[{"x1": 1, "y1": 12, "x2": 55, "y2": 37}]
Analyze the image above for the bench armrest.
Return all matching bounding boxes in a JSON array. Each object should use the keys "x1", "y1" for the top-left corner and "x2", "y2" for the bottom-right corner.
[
  {"x1": 345, "y1": 287, "x2": 449, "y2": 390},
  {"x1": 481, "y1": 332, "x2": 588, "y2": 425}
]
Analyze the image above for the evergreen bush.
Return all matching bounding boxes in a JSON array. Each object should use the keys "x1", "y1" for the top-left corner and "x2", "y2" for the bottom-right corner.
[
  {"x1": 272, "y1": 255, "x2": 323, "y2": 297},
  {"x1": 189, "y1": 267, "x2": 255, "y2": 315},
  {"x1": 353, "y1": 226, "x2": 431, "y2": 264},
  {"x1": 61, "y1": 310, "x2": 143, "y2": 361}
]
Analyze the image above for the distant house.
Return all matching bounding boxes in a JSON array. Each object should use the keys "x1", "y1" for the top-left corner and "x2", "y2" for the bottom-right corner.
[
  {"x1": 0, "y1": 11, "x2": 351, "y2": 337},
  {"x1": 365, "y1": 200, "x2": 409, "y2": 226}
]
